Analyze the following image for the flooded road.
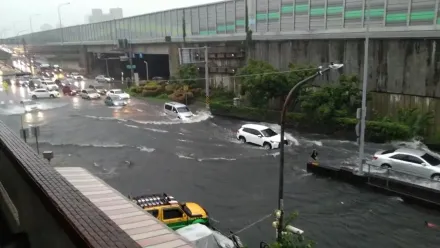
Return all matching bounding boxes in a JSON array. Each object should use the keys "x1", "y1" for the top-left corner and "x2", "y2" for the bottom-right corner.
[{"x1": 0, "y1": 82, "x2": 439, "y2": 248}]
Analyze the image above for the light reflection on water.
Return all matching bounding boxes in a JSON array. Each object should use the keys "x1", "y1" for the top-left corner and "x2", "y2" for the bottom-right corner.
[
  {"x1": 72, "y1": 97, "x2": 80, "y2": 109},
  {"x1": 24, "y1": 111, "x2": 45, "y2": 126}
]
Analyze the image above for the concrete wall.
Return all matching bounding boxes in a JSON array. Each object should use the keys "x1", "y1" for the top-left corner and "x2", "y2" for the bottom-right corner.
[
  {"x1": 0, "y1": 150, "x2": 76, "y2": 248},
  {"x1": 251, "y1": 39, "x2": 440, "y2": 98}
]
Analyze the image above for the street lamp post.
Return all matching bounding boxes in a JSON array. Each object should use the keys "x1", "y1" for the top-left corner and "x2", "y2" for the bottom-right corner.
[
  {"x1": 276, "y1": 63, "x2": 344, "y2": 242},
  {"x1": 358, "y1": 0, "x2": 371, "y2": 173},
  {"x1": 29, "y1": 14, "x2": 40, "y2": 39},
  {"x1": 144, "y1": 61, "x2": 149, "y2": 80},
  {"x1": 57, "y1": 2, "x2": 70, "y2": 44}
]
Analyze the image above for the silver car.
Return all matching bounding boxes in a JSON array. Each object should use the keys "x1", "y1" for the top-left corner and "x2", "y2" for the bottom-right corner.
[{"x1": 371, "y1": 148, "x2": 440, "y2": 181}]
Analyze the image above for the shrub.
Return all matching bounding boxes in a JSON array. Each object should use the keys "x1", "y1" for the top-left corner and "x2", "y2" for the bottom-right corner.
[
  {"x1": 157, "y1": 93, "x2": 169, "y2": 99},
  {"x1": 165, "y1": 84, "x2": 176, "y2": 94},
  {"x1": 129, "y1": 86, "x2": 143, "y2": 95},
  {"x1": 377, "y1": 108, "x2": 434, "y2": 138},
  {"x1": 145, "y1": 81, "x2": 159, "y2": 87},
  {"x1": 333, "y1": 118, "x2": 411, "y2": 142},
  {"x1": 141, "y1": 88, "x2": 162, "y2": 97},
  {"x1": 210, "y1": 102, "x2": 412, "y2": 142},
  {"x1": 169, "y1": 91, "x2": 194, "y2": 103},
  {"x1": 191, "y1": 88, "x2": 203, "y2": 97},
  {"x1": 143, "y1": 81, "x2": 162, "y2": 91}
]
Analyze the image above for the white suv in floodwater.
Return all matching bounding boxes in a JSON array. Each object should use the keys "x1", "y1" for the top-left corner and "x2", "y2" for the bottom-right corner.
[
  {"x1": 236, "y1": 124, "x2": 288, "y2": 149},
  {"x1": 164, "y1": 102, "x2": 194, "y2": 120}
]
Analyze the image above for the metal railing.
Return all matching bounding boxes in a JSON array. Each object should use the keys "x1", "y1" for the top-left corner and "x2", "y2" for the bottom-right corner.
[{"x1": 364, "y1": 162, "x2": 440, "y2": 191}]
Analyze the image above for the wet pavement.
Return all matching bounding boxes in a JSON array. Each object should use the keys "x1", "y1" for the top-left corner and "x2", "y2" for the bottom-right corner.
[{"x1": 0, "y1": 79, "x2": 440, "y2": 248}]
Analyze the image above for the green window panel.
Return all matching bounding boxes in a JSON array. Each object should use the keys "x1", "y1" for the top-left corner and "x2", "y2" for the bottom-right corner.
[
  {"x1": 281, "y1": 5, "x2": 293, "y2": 13},
  {"x1": 410, "y1": 11, "x2": 435, "y2": 21},
  {"x1": 386, "y1": 13, "x2": 407, "y2": 22},
  {"x1": 217, "y1": 25, "x2": 235, "y2": 32},
  {"x1": 345, "y1": 9, "x2": 384, "y2": 19},
  {"x1": 310, "y1": 8, "x2": 325, "y2": 16},
  {"x1": 217, "y1": 25, "x2": 226, "y2": 31},
  {"x1": 257, "y1": 12, "x2": 280, "y2": 20},
  {"x1": 256, "y1": 13, "x2": 267, "y2": 20},
  {"x1": 269, "y1": 12, "x2": 280, "y2": 19},
  {"x1": 236, "y1": 19, "x2": 245, "y2": 26},
  {"x1": 295, "y1": 5, "x2": 309, "y2": 13},
  {"x1": 327, "y1": 6, "x2": 343, "y2": 15},
  {"x1": 280, "y1": 5, "x2": 308, "y2": 14}
]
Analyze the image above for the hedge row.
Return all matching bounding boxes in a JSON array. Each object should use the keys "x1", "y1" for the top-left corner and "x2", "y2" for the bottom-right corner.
[{"x1": 209, "y1": 102, "x2": 412, "y2": 142}]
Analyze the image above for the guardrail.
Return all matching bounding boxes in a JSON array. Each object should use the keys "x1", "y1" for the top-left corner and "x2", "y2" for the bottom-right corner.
[
  {"x1": 364, "y1": 162, "x2": 440, "y2": 191},
  {"x1": 307, "y1": 160, "x2": 440, "y2": 208}
]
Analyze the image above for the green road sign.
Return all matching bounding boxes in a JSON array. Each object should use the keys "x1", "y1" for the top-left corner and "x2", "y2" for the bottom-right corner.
[{"x1": 126, "y1": 65, "x2": 136, "y2": 69}]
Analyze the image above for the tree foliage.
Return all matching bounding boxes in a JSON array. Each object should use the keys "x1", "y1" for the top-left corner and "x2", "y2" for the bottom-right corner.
[
  {"x1": 177, "y1": 64, "x2": 199, "y2": 86},
  {"x1": 378, "y1": 108, "x2": 434, "y2": 137},
  {"x1": 285, "y1": 64, "x2": 318, "y2": 89},
  {"x1": 260, "y1": 212, "x2": 314, "y2": 248},
  {"x1": 300, "y1": 74, "x2": 363, "y2": 120},
  {"x1": 238, "y1": 60, "x2": 287, "y2": 107}
]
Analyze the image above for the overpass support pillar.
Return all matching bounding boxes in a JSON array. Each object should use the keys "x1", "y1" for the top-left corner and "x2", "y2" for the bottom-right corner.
[
  {"x1": 168, "y1": 44, "x2": 179, "y2": 78},
  {"x1": 79, "y1": 46, "x2": 92, "y2": 75}
]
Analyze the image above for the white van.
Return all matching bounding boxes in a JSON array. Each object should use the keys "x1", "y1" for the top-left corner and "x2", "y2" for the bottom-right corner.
[{"x1": 164, "y1": 102, "x2": 194, "y2": 120}]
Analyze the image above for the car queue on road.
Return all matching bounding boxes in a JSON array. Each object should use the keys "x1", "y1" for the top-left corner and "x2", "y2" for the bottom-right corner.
[{"x1": 12, "y1": 72, "x2": 131, "y2": 109}]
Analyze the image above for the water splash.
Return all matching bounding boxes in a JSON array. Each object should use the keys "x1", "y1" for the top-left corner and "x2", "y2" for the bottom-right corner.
[{"x1": 137, "y1": 146, "x2": 155, "y2": 152}]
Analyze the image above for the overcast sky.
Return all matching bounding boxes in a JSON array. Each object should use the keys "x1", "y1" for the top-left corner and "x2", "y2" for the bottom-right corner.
[{"x1": 0, "y1": 0, "x2": 221, "y2": 37}]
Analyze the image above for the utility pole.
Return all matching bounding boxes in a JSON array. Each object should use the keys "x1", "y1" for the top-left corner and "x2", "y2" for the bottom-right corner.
[
  {"x1": 204, "y1": 46, "x2": 209, "y2": 109},
  {"x1": 359, "y1": 0, "x2": 371, "y2": 173},
  {"x1": 128, "y1": 42, "x2": 134, "y2": 87}
]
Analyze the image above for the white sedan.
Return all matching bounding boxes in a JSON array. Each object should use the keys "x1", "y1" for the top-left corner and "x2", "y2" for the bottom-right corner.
[
  {"x1": 29, "y1": 89, "x2": 60, "y2": 99},
  {"x1": 95, "y1": 75, "x2": 113, "y2": 83},
  {"x1": 80, "y1": 89, "x2": 101, "y2": 99},
  {"x1": 107, "y1": 89, "x2": 130, "y2": 99}
]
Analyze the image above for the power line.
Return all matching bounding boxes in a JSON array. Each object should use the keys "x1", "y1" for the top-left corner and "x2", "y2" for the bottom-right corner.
[{"x1": 154, "y1": 68, "x2": 319, "y2": 84}]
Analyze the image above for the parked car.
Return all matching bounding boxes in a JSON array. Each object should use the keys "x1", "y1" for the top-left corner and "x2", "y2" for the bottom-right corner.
[
  {"x1": 163, "y1": 102, "x2": 194, "y2": 120},
  {"x1": 107, "y1": 89, "x2": 130, "y2": 99},
  {"x1": 80, "y1": 89, "x2": 101, "y2": 99},
  {"x1": 41, "y1": 81, "x2": 59, "y2": 91},
  {"x1": 29, "y1": 88, "x2": 60, "y2": 99},
  {"x1": 104, "y1": 95, "x2": 127, "y2": 106},
  {"x1": 236, "y1": 124, "x2": 288, "y2": 149},
  {"x1": 371, "y1": 148, "x2": 440, "y2": 181},
  {"x1": 88, "y1": 84, "x2": 107, "y2": 95},
  {"x1": 71, "y1": 72, "x2": 84, "y2": 80},
  {"x1": 62, "y1": 85, "x2": 79, "y2": 96},
  {"x1": 95, "y1": 75, "x2": 113, "y2": 83}
]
